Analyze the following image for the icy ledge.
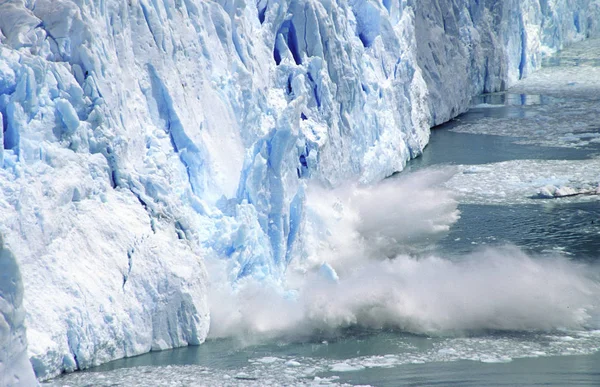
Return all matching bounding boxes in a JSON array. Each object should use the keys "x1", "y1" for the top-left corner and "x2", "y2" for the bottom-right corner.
[{"x1": 0, "y1": 0, "x2": 598, "y2": 382}]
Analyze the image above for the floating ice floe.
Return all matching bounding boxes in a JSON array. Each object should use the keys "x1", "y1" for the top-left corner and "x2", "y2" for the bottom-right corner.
[
  {"x1": 447, "y1": 159, "x2": 600, "y2": 204},
  {"x1": 535, "y1": 184, "x2": 600, "y2": 199}
]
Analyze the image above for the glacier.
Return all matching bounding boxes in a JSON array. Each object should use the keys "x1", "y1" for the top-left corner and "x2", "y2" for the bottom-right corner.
[
  {"x1": 0, "y1": 235, "x2": 37, "y2": 386},
  {"x1": 0, "y1": 0, "x2": 598, "y2": 382}
]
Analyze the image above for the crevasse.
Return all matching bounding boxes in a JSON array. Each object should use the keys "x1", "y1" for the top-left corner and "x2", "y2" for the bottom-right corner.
[{"x1": 0, "y1": 0, "x2": 598, "y2": 382}]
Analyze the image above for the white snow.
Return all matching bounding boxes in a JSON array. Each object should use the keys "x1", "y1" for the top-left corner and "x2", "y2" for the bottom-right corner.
[{"x1": 0, "y1": 0, "x2": 598, "y2": 381}]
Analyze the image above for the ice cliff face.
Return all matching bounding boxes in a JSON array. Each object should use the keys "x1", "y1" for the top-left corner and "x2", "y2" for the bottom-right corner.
[
  {"x1": 0, "y1": 0, "x2": 598, "y2": 381},
  {"x1": 0, "y1": 235, "x2": 37, "y2": 387}
]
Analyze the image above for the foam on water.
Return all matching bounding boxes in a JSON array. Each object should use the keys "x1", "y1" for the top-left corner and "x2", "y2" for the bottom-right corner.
[{"x1": 189, "y1": 111, "x2": 600, "y2": 383}]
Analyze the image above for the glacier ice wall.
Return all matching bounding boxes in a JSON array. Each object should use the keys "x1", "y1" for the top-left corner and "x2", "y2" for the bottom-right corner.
[
  {"x1": 0, "y1": 0, "x2": 598, "y2": 380},
  {"x1": 0, "y1": 235, "x2": 37, "y2": 387}
]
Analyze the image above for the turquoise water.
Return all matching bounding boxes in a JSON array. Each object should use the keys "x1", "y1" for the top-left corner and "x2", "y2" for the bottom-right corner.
[
  {"x1": 46, "y1": 42, "x2": 600, "y2": 387},
  {"x1": 47, "y1": 331, "x2": 600, "y2": 386}
]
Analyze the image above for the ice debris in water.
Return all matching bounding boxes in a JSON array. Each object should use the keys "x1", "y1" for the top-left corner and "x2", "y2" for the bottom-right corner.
[
  {"x1": 447, "y1": 159, "x2": 600, "y2": 205},
  {"x1": 46, "y1": 330, "x2": 600, "y2": 387},
  {"x1": 535, "y1": 184, "x2": 600, "y2": 199}
]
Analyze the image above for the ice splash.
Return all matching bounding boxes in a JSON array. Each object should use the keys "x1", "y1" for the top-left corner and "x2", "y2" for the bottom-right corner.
[
  {"x1": 208, "y1": 167, "x2": 460, "y2": 338},
  {"x1": 300, "y1": 167, "x2": 461, "y2": 270},
  {"x1": 209, "y1": 247, "x2": 600, "y2": 341},
  {"x1": 207, "y1": 168, "x2": 600, "y2": 341}
]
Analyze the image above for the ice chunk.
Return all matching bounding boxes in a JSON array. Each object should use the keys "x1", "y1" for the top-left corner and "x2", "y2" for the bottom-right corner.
[
  {"x1": 55, "y1": 98, "x2": 80, "y2": 135},
  {"x1": 536, "y1": 185, "x2": 578, "y2": 198},
  {"x1": 318, "y1": 263, "x2": 339, "y2": 283},
  {"x1": 330, "y1": 362, "x2": 365, "y2": 372}
]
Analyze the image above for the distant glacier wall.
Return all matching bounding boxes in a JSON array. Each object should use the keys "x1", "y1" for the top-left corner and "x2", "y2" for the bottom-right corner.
[
  {"x1": 0, "y1": 0, "x2": 598, "y2": 381},
  {"x1": 413, "y1": 0, "x2": 600, "y2": 125}
]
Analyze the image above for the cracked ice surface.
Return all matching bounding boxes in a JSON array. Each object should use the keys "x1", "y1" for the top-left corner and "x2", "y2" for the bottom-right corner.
[{"x1": 0, "y1": 0, "x2": 599, "y2": 381}]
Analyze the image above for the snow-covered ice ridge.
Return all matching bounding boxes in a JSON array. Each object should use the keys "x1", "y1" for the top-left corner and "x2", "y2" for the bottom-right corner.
[{"x1": 0, "y1": 0, "x2": 598, "y2": 381}]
